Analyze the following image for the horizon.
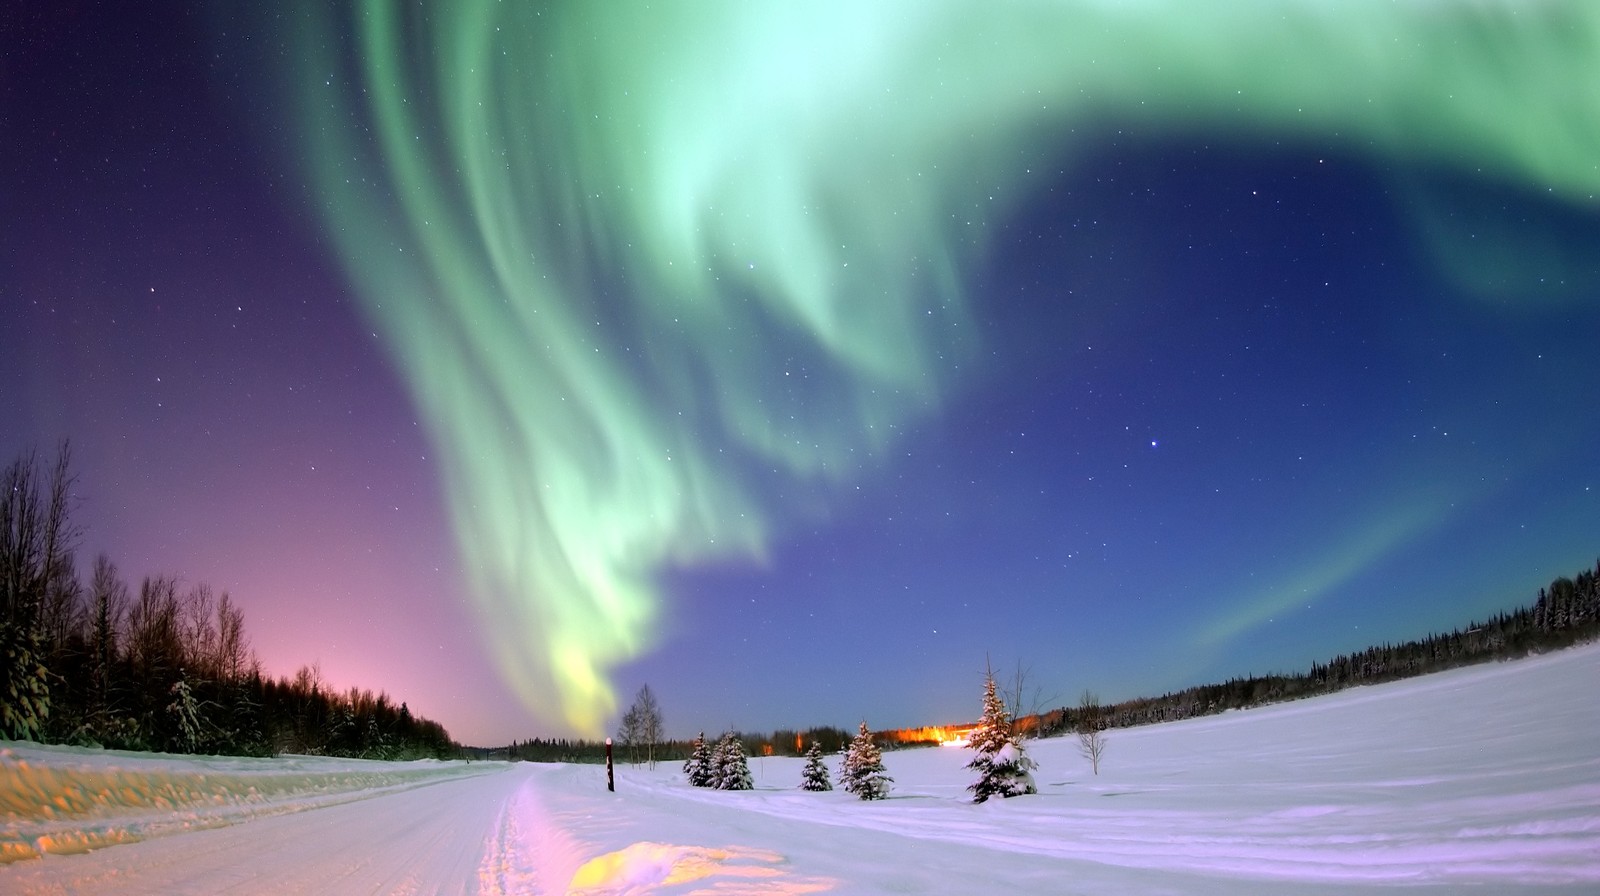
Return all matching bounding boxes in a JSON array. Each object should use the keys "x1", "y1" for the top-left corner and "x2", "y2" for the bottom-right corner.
[{"x1": 478, "y1": 564, "x2": 1597, "y2": 750}]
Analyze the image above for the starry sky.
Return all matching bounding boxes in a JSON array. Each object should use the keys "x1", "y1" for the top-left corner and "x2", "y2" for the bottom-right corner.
[{"x1": 5, "y1": 1, "x2": 1598, "y2": 746}]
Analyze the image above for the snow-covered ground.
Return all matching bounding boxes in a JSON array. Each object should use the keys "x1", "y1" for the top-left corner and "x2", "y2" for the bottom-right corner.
[{"x1": 4, "y1": 644, "x2": 1598, "y2": 894}]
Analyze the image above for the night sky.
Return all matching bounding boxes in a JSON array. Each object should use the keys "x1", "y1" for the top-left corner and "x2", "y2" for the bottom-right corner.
[{"x1": 5, "y1": 2, "x2": 1598, "y2": 746}]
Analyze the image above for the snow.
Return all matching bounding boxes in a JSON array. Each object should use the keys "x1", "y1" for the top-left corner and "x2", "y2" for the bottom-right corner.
[{"x1": 4, "y1": 644, "x2": 1599, "y2": 894}]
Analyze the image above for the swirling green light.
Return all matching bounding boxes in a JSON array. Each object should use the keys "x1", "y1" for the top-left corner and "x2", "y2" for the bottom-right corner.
[{"x1": 276, "y1": 1, "x2": 1598, "y2": 734}]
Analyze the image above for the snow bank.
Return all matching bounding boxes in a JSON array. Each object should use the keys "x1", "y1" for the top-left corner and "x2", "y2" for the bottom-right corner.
[{"x1": 0, "y1": 743, "x2": 494, "y2": 864}]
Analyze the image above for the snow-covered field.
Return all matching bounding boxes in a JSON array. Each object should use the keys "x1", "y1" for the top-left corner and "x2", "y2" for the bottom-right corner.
[{"x1": 4, "y1": 644, "x2": 1598, "y2": 894}]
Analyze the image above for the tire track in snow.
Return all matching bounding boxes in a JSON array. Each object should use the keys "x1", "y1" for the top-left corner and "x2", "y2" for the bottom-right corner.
[{"x1": 477, "y1": 765, "x2": 588, "y2": 895}]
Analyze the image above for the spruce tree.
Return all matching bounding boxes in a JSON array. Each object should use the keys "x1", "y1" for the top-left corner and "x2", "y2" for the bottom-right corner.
[
  {"x1": 166, "y1": 674, "x2": 205, "y2": 753},
  {"x1": 683, "y1": 732, "x2": 714, "y2": 787},
  {"x1": 966, "y1": 668, "x2": 1037, "y2": 802},
  {"x1": 709, "y1": 732, "x2": 730, "y2": 785},
  {"x1": 840, "y1": 722, "x2": 892, "y2": 800},
  {"x1": 800, "y1": 740, "x2": 833, "y2": 791},
  {"x1": 712, "y1": 732, "x2": 753, "y2": 790},
  {"x1": 1, "y1": 623, "x2": 50, "y2": 742}
]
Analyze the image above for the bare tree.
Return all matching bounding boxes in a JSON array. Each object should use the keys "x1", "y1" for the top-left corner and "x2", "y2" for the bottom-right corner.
[
  {"x1": 1078, "y1": 689, "x2": 1107, "y2": 775},
  {"x1": 617, "y1": 702, "x2": 643, "y2": 765},
  {"x1": 998, "y1": 659, "x2": 1056, "y2": 739},
  {"x1": 127, "y1": 575, "x2": 183, "y2": 685},
  {"x1": 639, "y1": 685, "x2": 663, "y2": 768},
  {"x1": 618, "y1": 684, "x2": 663, "y2": 768},
  {"x1": 293, "y1": 661, "x2": 326, "y2": 695},
  {"x1": 182, "y1": 583, "x2": 219, "y2": 680},
  {"x1": 215, "y1": 591, "x2": 252, "y2": 683},
  {"x1": 39, "y1": 548, "x2": 83, "y2": 664},
  {"x1": 286, "y1": 662, "x2": 328, "y2": 754},
  {"x1": 87, "y1": 554, "x2": 128, "y2": 717}
]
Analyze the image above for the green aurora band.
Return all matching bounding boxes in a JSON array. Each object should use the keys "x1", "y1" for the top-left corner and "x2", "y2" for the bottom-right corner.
[{"x1": 277, "y1": 1, "x2": 1599, "y2": 734}]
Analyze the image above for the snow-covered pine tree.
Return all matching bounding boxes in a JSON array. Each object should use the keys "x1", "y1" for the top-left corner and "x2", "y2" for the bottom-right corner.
[
  {"x1": 0, "y1": 620, "x2": 50, "y2": 742},
  {"x1": 709, "y1": 732, "x2": 730, "y2": 785},
  {"x1": 800, "y1": 740, "x2": 833, "y2": 791},
  {"x1": 683, "y1": 732, "x2": 713, "y2": 787},
  {"x1": 712, "y1": 732, "x2": 753, "y2": 790},
  {"x1": 167, "y1": 674, "x2": 205, "y2": 753},
  {"x1": 966, "y1": 667, "x2": 1037, "y2": 802},
  {"x1": 840, "y1": 722, "x2": 892, "y2": 800}
]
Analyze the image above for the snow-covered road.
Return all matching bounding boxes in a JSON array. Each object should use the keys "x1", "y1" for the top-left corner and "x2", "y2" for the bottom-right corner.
[
  {"x1": 1, "y1": 755, "x2": 512, "y2": 894},
  {"x1": 4, "y1": 644, "x2": 1599, "y2": 894}
]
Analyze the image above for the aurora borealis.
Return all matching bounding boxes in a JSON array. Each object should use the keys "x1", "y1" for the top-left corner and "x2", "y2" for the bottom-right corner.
[{"x1": 6, "y1": 2, "x2": 1599, "y2": 744}]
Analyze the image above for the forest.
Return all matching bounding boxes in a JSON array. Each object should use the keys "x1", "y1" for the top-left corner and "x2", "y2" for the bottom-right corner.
[{"x1": 1, "y1": 445, "x2": 454, "y2": 758}]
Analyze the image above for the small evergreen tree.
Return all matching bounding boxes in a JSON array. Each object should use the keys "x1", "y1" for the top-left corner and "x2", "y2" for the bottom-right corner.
[
  {"x1": 1, "y1": 622, "x2": 51, "y2": 742},
  {"x1": 683, "y1": 732, "x2": 714, "y2": 787},
  {"x1": 712, "y1": 732, "x2": 753, "y2": 790},
  {"x1": 167, "y1": 674, "x2": 205, "y2": 753},
  {"x1": 966, "y1": 667, "x2": 1037, "y2": 802},
  {"x1": 840, "y1": 722, "x2": 892, "y2": 800},
  {"x1": 800, "y1": 740, "x2": 833, "y2": 791}
]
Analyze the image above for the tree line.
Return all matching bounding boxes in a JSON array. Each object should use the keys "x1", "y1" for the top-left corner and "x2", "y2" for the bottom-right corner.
[
  {"x1": 489, "y1": 724, "x2": 858, "y2": 765},
  {"x1": 1029, "y1": 557, "x2": 1600, "y2": 736},
  {"x1": 1, "y1": 445, "x2": 454, "y2": 758}
]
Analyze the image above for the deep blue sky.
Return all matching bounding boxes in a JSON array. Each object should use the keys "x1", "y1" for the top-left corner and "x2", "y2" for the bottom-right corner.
[{"x1": 5, "y1": 2, "x2": 1597, "y2": 745}]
